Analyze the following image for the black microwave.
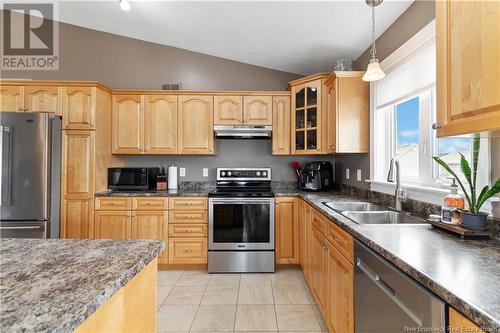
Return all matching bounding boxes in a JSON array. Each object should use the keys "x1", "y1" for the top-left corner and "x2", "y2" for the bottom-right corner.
[{"x1": 108, "y1": 168, "x2": 159, "y2": 191}]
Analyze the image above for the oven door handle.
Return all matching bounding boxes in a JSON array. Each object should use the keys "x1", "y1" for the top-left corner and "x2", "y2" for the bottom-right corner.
[{"x1": 209, "y1": 198, "x2": 274, "y2": 204}]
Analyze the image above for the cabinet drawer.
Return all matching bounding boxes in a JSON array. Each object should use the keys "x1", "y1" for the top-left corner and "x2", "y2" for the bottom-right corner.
[
  {"x1": 327, "y1": 222, "x2": 354, "y2": 263},
  {"x1": 169, "y1": 211, "x2": 207, "y2": 224},
  {"x1": 311, "y1": 209, "x2": 328, "y2": 235},
  {"x1": 95, "y1": 197, "x2": 131, "y2": 211},
  {"x1": 168, "y1": 238, "x2": 207, "y2": 264},
  {"x1": 132, "y1": 197, "x2": 168, "y2": 210},
  {"x1": 169, "y1": 197, "x2": 207, "y2": 211},
  {"x1": 169, "y1": 224, "x2": 208, "y2": 237}
]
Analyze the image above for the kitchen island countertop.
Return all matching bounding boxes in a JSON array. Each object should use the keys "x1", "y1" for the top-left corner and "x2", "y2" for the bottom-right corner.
[{"x1": 0, "y1": 238, "x2": 164, "y2": 333}]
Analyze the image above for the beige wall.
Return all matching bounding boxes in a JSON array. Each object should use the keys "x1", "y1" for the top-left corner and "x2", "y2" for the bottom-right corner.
[
  {"x1": 0, "y1": 14, "x2": 301, "y2": 90},
  {"x1": 337, "y1": 0, "x2": 435, "y2": 189}
]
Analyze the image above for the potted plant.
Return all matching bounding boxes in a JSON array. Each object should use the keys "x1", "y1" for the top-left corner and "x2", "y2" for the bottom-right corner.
[{"x1": 433, "y1": 135, "x2": 500, "y2": 231}]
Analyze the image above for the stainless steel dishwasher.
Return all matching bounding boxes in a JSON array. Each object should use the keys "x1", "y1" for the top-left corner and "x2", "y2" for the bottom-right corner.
[{"x1": 355, "y1": 240, "x2": 446, "y2": 332}]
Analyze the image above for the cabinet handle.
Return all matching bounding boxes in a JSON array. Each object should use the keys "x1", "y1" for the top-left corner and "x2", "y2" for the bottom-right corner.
[
  {"x1": 146, "y1": 202, "x2": 151, "y2": 205},
  {"x1": 184, "y1": 229, "x2": 193, "y2": 233},
  {"x1": 108, "y1": 202, "x2": 115, "y2": 206},
  {"x1": 183, "y1": 249, "x2": 193, "y2": 253},
  {"x1": 186, "y1": 215, "x2": 193, "y2": 219},
  {"x1": 432, "y1": 123, "x2": 442, "y2": 130},
  {"x1": 185, "y1": 202, "x2": 193, "y2": 206}
]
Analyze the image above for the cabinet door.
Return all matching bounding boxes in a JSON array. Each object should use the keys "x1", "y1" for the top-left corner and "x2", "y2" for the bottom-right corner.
[
  {"x1": 436, "y1": 0, "x2": 500, "y2": 136},
  {"x1": 243, "y1": 96, "x2": 272, "y2": 125},
  {"x1": 299, "y1": 201, "x2": 311, "y2": 274},
  {"x1": 62, "y1": 130, "x2": 95, "y2": 197},
  {"x1": 144, "y1": 95, "x2": 177, "y2": 154},
  {"x1": 112, "y1": 95, "x2": 144, "y2": 154},
  {"x1": 272, "y1": 96, "x2": 291, "y2": 155},
  {"x1": 311, "y1": 226, "x2": 328, "y2": 313},
  {"x1": 327, "y1": 244, "x2": 354, "y2": 333},
  {"x1": 0, "y1": 85, "x2": 25, "y2": 111},
  {"x1": 275, "y1": 197, "x2": 299, "y2": 264},
  {"x1": 95, "y1": 211, "x2": 132, "y2": 239},
  {"x1": 214, "y1": 95, "x2": 243, "y2": 125},
  {"x1": 25, "y1": 86, "x2": 60, "y2": 114},
  {"x1": 291, "y1": 80, "x2": 322, "y2": 154},
  {"x1": 168, "y1": 238, "x2": 208, "y2": 264},
  {"x1": 323, "y1": 81, "x2": 337, "y2": 154},
  {"x1": 62, "y1": 198, "x2": 93, "y2": 239},
  {"x1": 178, "y1": 95, "x2": 214, "y2": 154},
  {"x1": 132, "y1": 211, "x2": 168, "y2": 263},
  {"x1": 449, "y1": 308, "x2": 484, "y2": 333},
  {"x1": 62, "y1": 87, "x2": 95, "y2": 129}
]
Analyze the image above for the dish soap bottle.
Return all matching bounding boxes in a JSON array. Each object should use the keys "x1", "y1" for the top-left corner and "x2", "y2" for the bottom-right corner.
[{"x1": 441, "y1": 178, "x2": 465, "y2": 224}]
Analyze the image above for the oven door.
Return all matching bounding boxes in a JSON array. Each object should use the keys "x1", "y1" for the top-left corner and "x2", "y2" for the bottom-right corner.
[{"x1": 209, "y1": 197, "x2": 274, "y2": 251}]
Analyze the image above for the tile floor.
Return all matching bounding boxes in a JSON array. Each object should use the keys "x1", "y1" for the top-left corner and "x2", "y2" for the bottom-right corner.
[{"x1": 157, "y1": 268, "x2": 329, "y2": 332}]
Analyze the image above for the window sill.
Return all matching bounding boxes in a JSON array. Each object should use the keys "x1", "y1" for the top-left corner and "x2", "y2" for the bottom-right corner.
[{"x1": 369, "y1": 180, "x2": 494, "y2": 214}]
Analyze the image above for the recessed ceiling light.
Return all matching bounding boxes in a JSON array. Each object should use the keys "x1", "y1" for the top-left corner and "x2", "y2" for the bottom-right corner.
[{"x1": 119, "y1": 0, "x2": 131, "y2": 12}]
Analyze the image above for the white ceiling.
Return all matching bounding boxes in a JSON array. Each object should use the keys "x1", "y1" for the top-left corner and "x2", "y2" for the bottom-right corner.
[{"x1": 57, "y1": 0, "x2": 413, "y2": 75}]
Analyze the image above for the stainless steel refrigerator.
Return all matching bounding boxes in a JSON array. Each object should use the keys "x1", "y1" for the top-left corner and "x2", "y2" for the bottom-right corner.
[{"x1": 0, "y1": 112, "x2": 61, "y2": 238}]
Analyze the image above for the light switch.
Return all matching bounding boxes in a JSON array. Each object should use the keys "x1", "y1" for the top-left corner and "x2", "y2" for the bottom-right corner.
[
  {"x1": 203, "y1": 168, "x2": 208, "y2": 177},
  {"x1": 357, "y1": 169, "x2": 362, "y2": 181},
  {"x1": 346, "y1": 169, "x2": 350, "y2": 180},
  {"x1": 180, "y1": 168, "x2": 186, "y2": 177}
]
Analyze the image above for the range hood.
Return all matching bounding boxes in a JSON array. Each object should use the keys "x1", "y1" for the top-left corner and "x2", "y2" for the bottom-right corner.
[{"x1": 214, "y1": 125, "x2": 272, "y2": 139}]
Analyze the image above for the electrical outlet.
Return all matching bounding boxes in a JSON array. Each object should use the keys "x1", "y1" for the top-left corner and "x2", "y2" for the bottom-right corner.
[
  {"x1": 346, "y1": 169, "x2": 350, "y2": 180},
  {"x1": 357, "y1": 169, "x2": 362, "y2": 181},
  {"x1": 202, "y1": 168, "x2": 208, "y2": 177},
  {"x1": 180, "y1": 168, "x2": 186, "y2": 177}
]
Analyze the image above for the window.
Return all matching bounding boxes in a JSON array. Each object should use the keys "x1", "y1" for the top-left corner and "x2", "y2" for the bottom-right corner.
[{"x1": 370, "y1": 20, "x2": 491, "y2": 206}]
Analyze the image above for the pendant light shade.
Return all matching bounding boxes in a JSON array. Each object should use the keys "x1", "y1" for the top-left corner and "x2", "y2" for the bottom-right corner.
[
  {"x1": 362, "y1": 59, "x2": 386, "y2": 82},
  {"x1": 363, "y1": 0, "x2": 385, "y2": 82}
]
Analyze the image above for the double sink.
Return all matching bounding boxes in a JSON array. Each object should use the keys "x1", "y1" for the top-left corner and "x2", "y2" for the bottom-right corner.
[{"x1": 323, "y1": 202, "x2": 428, "y2": 225}]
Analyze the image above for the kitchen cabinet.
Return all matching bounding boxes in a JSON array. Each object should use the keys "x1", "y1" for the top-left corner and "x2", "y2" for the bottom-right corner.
[
  {"x1": 243, "y1": 96, "x2": 273, "y2": 125},
  {"x1": 436, "y1": 0, "x2": 500, "y2": 137},
  {"x1": 25, "y1": 86, "x2": 61, "y2": 114},
  {"x1": 272, "y1": 96, "x2": 291, "y2": 155},
  {"x1": 310, "y1": 224, "x2": 329, "y2": 314},
  {"x1": 299, "y1": 201, "x2": 312, "y2": 282},
  {"x1": 169, "y1": 197, "x2": 208, "y2": 211},
  {"x1": 112, "y1": 95, "x2": 144, "y2": 154},
  {"x1": 0, "y1": 85, "x2": 25, "y2": 111},
  {"x1": 214, "y1": 95, "x2": 243, "y2": 125},
  {"x1": 178, "y1": 95, "x2": 214, "y2": 155},
  {"x1": 144, "y1": 95, "x2": 178, "y2": 154},
  {"x1": 94, "y1": 211, "x2": 132, "y2": 240},
  {"x1": 168, "y1": 238, "x2": 208, "y2": 264},
  {"x1": 323, "y1": 72, "x2": 369, "y2": 153},
  {"x1": 449, "y1": 308, "x2": 484, "y2": 333},
  {"x1": 61, "y1": 130, "x2": 95, "y2": 239},
  {"x1": 275, "y1": 197, "x2": 299, "y2": 264},
  {"x1": 132, "y1": 211, "x2": 168, "y2": 263},
  {"x1": 62, "y1": 87, "x2": 95, "y2": 130},
  {"x1": 327, "y1": 242, "x2": 354, "y2": 333}
]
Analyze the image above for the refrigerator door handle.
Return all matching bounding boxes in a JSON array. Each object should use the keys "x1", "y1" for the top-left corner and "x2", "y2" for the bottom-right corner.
[
  {"x1": 0, "y1": 225, "x2": 42, "y2": 230},
  {"x1": 0, "y1": 125, "x2": 12, "y2": 206}
]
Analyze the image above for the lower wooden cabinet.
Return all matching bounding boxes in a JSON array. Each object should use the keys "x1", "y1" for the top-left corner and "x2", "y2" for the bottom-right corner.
[
  {"x1": 168, "y1": 238, "x2": 208, "y2": 264},
  {"x1": 94, "y1": 211, "x2": 132, "y2": 239},
  {"x1": 275, "y1": 197, "x2": 299, "y2": 264},
  {"x1": 132, "y1": 211, "x2": 168, "y2": 263},
  {"x1": 310, "y1": 225, "x2": 329, "y2": 313},
  {"x1": 449, "y1": 308, "x2": 484, "y2": 333},
  {"x1": 327, "y1": 242, "x2": 354, "y2": 333},
  {"x1": 62, "y1": 198, "x2": 94, "y2": 239}
]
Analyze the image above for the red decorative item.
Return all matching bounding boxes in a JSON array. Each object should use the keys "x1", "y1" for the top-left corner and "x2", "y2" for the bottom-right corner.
[{"x1": 290, "y1": 162, "x2": 301, "y2": 177}]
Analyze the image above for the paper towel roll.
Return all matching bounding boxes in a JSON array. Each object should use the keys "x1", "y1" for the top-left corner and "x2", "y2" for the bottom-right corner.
[{"x1": 168, "y1": 166, "x2": 178, "y2": 190}]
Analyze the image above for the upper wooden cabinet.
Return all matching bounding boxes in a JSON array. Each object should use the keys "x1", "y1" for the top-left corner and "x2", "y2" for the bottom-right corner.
[
  {"x1": 145, "y1": 95, "x2": 178, "y2": 154},
  {"x1": 289, "y1": 72, "x2": 368, "y2": 155},
  {"x1": 324, "y1": 72, "x2": 369, "y2": 153},
  {"x1": 178, "y1": 95, "x2": 214, "y2": 155},
  {"x1": 214, "y1": 95, "x2": 243, "y2": 125},
  {"x1": 275, "y1": 197, "x2": 299, "y2": 264},
  {"x1": 243, "y1": 96, "x2": 273, "y2": 125},
  {"x1": 112, "y1": 95, "x2": 144, "y2": 154},
  {"x1": 62, "y1": 87, "x2": 95, "y2": 130},
  {"x1": 436, "y1": 0, "x2": 500, "y2": 136},
  {"x1": 25, "y1": 86, "x2": 61, "y2": 114},
  {"x1": 0, "y1": 85, "x2": 25, "y2": 111},
  {"x1": 272, "y1": 96, "x2": 291, "y2": 155}
]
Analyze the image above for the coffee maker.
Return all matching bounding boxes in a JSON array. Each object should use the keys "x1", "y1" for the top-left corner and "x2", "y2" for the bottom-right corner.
[{"x1": 299, "y1": 161, "x2": 334, "y2": 191}]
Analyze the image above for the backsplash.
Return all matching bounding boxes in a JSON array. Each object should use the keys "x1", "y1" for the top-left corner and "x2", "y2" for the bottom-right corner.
[{"x1": 121, "y1": 140, "x2": 334, "y2": 182}]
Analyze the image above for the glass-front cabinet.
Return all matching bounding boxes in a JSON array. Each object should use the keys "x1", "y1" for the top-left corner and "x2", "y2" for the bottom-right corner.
[{"x1": 290, "y1": 77, "x2": 326, "y2": 154}]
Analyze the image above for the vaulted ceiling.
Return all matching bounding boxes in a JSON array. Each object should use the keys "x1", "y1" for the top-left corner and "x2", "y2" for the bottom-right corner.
[{"x1": 56, "y1": 0, "x2": 413, "y2": 75}]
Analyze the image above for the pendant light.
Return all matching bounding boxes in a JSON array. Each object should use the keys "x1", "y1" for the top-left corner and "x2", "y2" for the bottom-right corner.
[{"x1": 362, "y1": 0, "x2": 385, "y2": 82}]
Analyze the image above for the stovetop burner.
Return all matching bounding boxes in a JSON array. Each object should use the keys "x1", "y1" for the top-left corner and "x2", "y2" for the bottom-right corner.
[{"x1": 209, "y1": 167, "x2": 274, "y2": 198}]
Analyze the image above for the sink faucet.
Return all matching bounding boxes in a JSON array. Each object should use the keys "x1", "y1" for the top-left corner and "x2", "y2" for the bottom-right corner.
[{"x1": 387, "y1": 145, "x2": 416, "y2": 211}]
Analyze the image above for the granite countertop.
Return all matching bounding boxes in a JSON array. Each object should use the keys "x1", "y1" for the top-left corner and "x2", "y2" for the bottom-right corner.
[
  {"x1": 0, "y1": 238, "x2": 164, "y2": 333},
  {"x1": 95, "y1": 188, "x2": 212, "y2": 197},
  {"x1": 289, "y1": 191, "x2": 500, "y2": 332}
]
